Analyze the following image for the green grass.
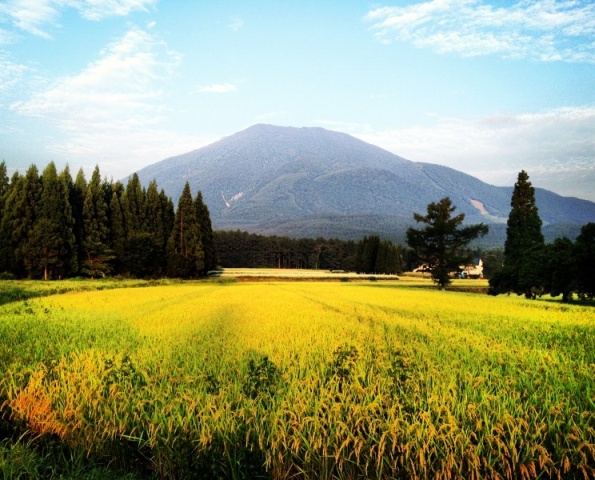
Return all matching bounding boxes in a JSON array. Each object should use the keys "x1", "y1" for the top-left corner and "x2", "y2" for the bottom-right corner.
[{"x1": 0, "y1": 279, "x2": 593, "y2": 479}]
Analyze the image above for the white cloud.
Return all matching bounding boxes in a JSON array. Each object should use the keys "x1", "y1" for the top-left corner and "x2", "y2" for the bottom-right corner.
[
  {"x1": 228, "y1": 16, "x2": 244, "y2": 31},
  {"x1": 12, "y1": 27, "x2": 173, "y2": 119},
  {"x1": 196, "y1": 83, "x2": 238, "y2": 94},
  {"x1": 0, "y1": 27, "x2": 17, "y2": 44},
  {"x1": 0, "y1": 0, "x2": 60, "y2": 38},
  {"x1": 354, "y1": 106, "x2": 595, "y2": 201},
  {"x1": 0, "y1": 0, "x2": 155, "y2": 37},
  {"x1": 9, "y1": 26, "x2": 191, "y2": 177},
  {"x1": 0, "y1": 52, "x2": 28, "y2": 96},
  {"x1": 71, "y1": 0, "x2": 155, "y2": 21},
  {"x1": 365, "y1": 0, "x2": 595, "y2": 63}
]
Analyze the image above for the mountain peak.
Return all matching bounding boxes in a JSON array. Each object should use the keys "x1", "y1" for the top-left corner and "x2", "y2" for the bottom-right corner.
[{"x1": 134, "y1": 124, "x2": 595, "y2": 245}]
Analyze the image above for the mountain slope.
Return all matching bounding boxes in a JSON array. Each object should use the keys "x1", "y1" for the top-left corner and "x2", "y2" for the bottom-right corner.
[{"x1": 134, "y1": 124, "x2": 595, "y2": 245}]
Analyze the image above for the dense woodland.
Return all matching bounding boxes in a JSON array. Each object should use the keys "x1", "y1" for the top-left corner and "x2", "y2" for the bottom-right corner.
[
  {"x1": 0, "y1": 161, "x2": 217, "y2": 279},
  {"x1": 0, "y1": 161, "x2": 410, "y2": 279},
  {"x1": 215, "y1": 231, "x2": 408, "y2": 274},
  {"x1": 488, "y1": 171, "x2": 595, "y2": 301},
  {"x1": 1, "y1": 162, "x2": 593, "y2": 299}
]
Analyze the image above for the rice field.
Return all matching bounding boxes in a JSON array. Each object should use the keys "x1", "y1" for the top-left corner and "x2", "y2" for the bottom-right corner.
[
  {"x1": 217, "y1": 268, "x2": 400, "y2": 281},
  {"x1": 0, "y1": 279, "x2": 594, "y2": 479}
]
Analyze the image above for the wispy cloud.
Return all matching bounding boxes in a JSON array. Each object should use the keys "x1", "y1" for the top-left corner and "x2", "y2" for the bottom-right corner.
[
  {"x1": 73, "y1": 0, "x2": 155, "y2": 21},
  {"x1": 228, "y1": 16, "x2": 244, "y2": 31},
  {"x1": 0, "y1": 52, "x2": 27, "y2": 96},
  {"x1": 0, "y1": 0, "x2": 155, "y2": 37},
  {"x1": 0, "y1": 0, "x2": 60, "y2": 38},
  {"x1": 0, "y1": 27, "x2": 17, "y2": 45},
  {"x1": 196, "y1": 83, "x2": 238, "y2": 94},
  {"x1": 9, "y1": 26, "x2": 192, "y2": 176},
  {"x1": 355, "y1": 106, "x2": 595, "y2": 201},
  {"x1": 365, "y1": 0, "x2": 595, "y2": 63},
  {"x1": 11, "y1": 27, "x2": 173, "y2": 120}
]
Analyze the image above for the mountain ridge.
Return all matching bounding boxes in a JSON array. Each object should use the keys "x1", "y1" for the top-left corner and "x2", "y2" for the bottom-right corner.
[{"x1": 133, "y1": 124, "x2": 595, "y2": 246}]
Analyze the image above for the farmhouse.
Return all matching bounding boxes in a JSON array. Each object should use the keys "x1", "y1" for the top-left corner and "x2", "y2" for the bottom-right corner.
[{"x1": 460, "y1": 258, "x2": 483, "y2": 279}]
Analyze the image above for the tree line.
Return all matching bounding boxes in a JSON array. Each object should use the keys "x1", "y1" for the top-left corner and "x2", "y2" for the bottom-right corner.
[
  {"x1": 3, "y1": 161, "x2": 590, "y2": 300},
  {"x1": 0, "y1": 161, "x2": 217, "y2": 279},
  {"x1": 404, "y1": 170, "x2": 594, "y2": 300},
  {"x1": 215, "y1": 231, "x2": 407, "y2": 274},
  {"x1": 488, "y1": 170, "x2": 595, "y2": 301}
]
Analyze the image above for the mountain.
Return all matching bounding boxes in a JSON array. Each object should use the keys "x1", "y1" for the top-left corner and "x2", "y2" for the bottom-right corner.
[{"x1": 133, "y1": 124, "x2": 595, "y2": 246}]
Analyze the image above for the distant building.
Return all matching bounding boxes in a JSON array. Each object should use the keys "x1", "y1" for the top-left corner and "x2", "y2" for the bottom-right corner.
[
  {"x1": 412, "y1": 258, "x2": 484, "y2": 279},
  {"x1": 460, "y1": 258, "x2": 483, "y2": 279}
]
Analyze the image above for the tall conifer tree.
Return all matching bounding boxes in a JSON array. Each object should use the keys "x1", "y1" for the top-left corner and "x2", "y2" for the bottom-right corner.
[
  {"x1": 12, "y1": 165, "x2": 41, "y2": 277},
  {"x1": 195, "y1": 190, "x2": 218, "y2": 274},
  {"x1": 82, "y1": 166, "x2": 112, "y2": 277},
  {"x1": 159, "y1": 189, "x2": 175, "y2": 274},
  {"x1": 167, "y1": 182, "x2": 204, "y2": 278},
  {"x1": 0, "y1": 162, "x2": 9, "y2": 272},
  {"x1": 59, "y1": 165, "x2": 79, "y2": 276},
  {"x1": 407, "y1": 197, "x2": 488, "y2": 289},
  {"x1": 71, "y1": 168, "x2": 87, "y2": 273},
  {"x1": 489, "y1": 170, "x2": 545, "y2": 298},
  {"x1": 0, "y1": 161, "x2": 8, "y2": 206},
  {"x1": 574, "y1": 223, "x2": 595, "y2": 300},
  {"x1": 0, "y1": 170, "x2": 21, "y2": 273},
  {"x1": 123, "y1": 173, "x2": 146, "y2": 236},
  {"x1": 24, "y1": 162, "x2": 76, "y2": 279},
  {"x1": 108, "y1": 191, "x2": 126, "y2": 273}
]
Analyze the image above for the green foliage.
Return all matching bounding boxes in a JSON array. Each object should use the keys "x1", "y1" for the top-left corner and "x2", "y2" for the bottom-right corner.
[
  {"x1": 481, "y1": 249, "x2": 504, "y2": 279},
  {"x1": 356, "y1": 235, "x2": 379, "y2": 273},
  {"x1": 506, "y1": 170, "x2": 544, "y2": 254},
  {"x1": 122, "y1": 173, "x2": 146, "y2": 235},
  {"x1": 10, "y1": 166, "x2": 41, "y2": 277},
  {"x1": 243, "y1": 354, "x2": 280, "y2": 399},
  {"x1": 214, "y1": 230, "x2": 358, "y2": 270},
  {"x1": 0, "y1": 173, "x2": 21, "y2": 273},
  {"x1": 328, "y1": 343, "x2": 359, "y2": 389},
  {"x1": 407, "y1": 197, "x2": 488, "y2": 289},
  {"x1": 0, "y1": 163, "x2": 216, "y2": 280},
  {"x1": 23, "y1": 162, "x2": 77, "y2": 280},
  {"x1": 108, "y1": 191, "x2": 126, "y2": 272},
  {"x1": 488, "y1": 173, "x2": 591, "y2": 302},
  {"x1": 167, "y1": 182, "x2": 204, "y2": 278},
  {"x1": 71, "y1": 168, "x2": 88, "y2": 273},
  {"x1": 81, "y1": 166, "x2": 113, "y2": 278},
  {"x1": 103, "y1": 354, "x2": 147, "y2": 396},
  {"x1": 546, "y1": 237, "x2": 577, "y2": 302},
  {"x1": 195, "y1": 191, "x2": 218, "y2": 275},
  {"x1": 574, "y1": 222, "x2": 595, "y2": 300},
  {"x1": 0, "y1": 162, "x2": 8, "y2": 269},
  {"x1": 355, "y1": 235, "x2": 404, "y2": 274},
  {"x1": 0, "y1": 161, "x2": 8, "y2": 200},
  {"x1": 490, "y1": 171, "x2": 545, "y2": 298}
]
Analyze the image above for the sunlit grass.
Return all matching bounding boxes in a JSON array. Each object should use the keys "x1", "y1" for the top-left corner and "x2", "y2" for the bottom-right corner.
[{"x1": 0, "y1": 280, "x2": 593, "y2": 478}]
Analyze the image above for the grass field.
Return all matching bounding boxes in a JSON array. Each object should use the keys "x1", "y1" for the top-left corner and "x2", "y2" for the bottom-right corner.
[{"x1": 0, "y1": 277, "x2": 594, "y2": 479}]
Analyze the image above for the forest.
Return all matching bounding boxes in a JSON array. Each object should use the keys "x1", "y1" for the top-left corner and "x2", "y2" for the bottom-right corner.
[
  {"x1": 215, "y1": 230, "x2": 408, "y2": 274},
  {"x1": 2, "y1": 162, "x2": 593, "y2": 300},
  {"x1": 0, "y1": 161, "x2": 217, "y2": 280},
  {"x1": 0, "y1": 161, "x2": 415, "y2": 279}
]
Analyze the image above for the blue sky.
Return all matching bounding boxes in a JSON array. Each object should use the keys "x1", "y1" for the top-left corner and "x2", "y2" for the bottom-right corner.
[{"x1": 1, "y1": 0, "x2": 594, "y2": 201}]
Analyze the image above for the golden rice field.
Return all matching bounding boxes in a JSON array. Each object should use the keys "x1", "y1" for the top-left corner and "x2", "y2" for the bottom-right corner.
[{"x1": 0, "y1": 278, "x2": 594, "y2": 479}]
